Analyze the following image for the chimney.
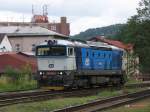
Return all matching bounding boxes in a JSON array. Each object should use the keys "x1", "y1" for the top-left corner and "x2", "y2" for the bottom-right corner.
[{"x1": 61, "y1": 17, "x2": 66, "y2": 23}]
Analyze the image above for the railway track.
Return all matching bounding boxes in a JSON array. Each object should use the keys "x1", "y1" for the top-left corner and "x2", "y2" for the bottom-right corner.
[
  {"x1": 53, "y1": 89, "x2": 150, "y2": 112},
  {"x1": 0, "y1": 82, "x2": 150, "y2": 108},
  {"x1": 0, "y1": 88, "x2": 101, "y2": 107}
]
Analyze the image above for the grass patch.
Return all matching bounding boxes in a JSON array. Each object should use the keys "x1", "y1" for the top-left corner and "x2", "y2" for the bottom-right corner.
[
  {"x1": 126, "y1": 78, "x2": 142, "y2": 85},
  {"x1": 0, "y1": 76, "x2": 37, "y2": 92},
  {"x1": 0, "y1": 64, "x2": 38, "y2": 92}
]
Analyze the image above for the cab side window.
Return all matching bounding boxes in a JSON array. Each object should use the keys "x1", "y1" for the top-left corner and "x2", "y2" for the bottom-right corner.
[{"x1": 68, "y1": 47, "x2": 74, "y2": 56}]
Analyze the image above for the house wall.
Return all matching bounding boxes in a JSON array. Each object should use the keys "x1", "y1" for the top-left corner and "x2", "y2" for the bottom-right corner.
[{"x1": 9, "y1": 35, "x2": 54, "y2": 52}]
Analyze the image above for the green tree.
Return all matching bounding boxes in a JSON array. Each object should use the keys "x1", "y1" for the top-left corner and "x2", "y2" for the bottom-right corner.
[
  {"x1": 137, "y1": 0, "x2": 150, "y2": 20},
  {"x1": 117, "y1": 0, "x2": 150, "y2": 73}
]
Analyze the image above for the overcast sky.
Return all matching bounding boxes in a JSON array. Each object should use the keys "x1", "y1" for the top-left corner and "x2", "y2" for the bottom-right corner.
[{"x1": 0, "y1": 0, "x2": 140, "y2": 35}]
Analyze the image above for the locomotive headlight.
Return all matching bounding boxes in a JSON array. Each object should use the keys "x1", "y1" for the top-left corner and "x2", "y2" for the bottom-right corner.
[
  {"x1": 59, "y1": 72, "x2": 63, "y2": 75},
  {"x1": 39, "y1": 72, "x2": 45, "y2": 75},
  {"x1": 40, "y1": 72, "x2": 43, "y2": 75}
]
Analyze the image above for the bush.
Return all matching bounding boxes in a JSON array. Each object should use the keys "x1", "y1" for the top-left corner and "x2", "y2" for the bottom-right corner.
[
  {"x1": 4, "y1": 66, "x2": 21, "y2": 84},
  {"x1": 20, "y1": 64, "x2": 32, "y2": 81},
  {"x1": 0, "y1": 65, "x2": 37, "y2": 92}
]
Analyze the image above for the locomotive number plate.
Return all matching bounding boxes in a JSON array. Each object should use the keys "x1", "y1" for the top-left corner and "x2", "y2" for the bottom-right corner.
[{"x1": 48, "y1": 64, "x2": 54, "y2": 68}]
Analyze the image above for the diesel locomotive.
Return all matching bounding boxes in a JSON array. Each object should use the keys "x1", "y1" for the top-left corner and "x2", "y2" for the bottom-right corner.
[{"x1": 36, "y1": 39, "x2": 126, "y2": 90}]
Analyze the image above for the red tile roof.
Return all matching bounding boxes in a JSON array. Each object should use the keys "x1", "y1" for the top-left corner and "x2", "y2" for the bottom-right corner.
[
  {"x1": 88, "y1": 36, "x2": 133, "y2": 51},
  {"x1": 0, "y1": 52, "x2": 37, "y2": 73}
]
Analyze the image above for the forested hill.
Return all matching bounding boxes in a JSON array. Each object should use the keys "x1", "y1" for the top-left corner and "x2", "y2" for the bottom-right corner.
[{"x1": 71, "y1": 24, "x2": 125, "y2": 40}]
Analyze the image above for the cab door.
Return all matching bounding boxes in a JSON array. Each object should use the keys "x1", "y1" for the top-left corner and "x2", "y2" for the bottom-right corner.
[{"x1": 66, "y1": 47, "x2": 76, "y2": 70}]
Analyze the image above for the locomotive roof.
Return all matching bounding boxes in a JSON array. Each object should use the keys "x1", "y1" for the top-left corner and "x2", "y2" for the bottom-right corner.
[
  {"x1": 87, "y1": 41, "x2": 124, "y2": 51},
  {"x1": 39, "y1": 39, "x2": 89, "y2": 47},
  {"x1": 38, "y1": 39, "x2": 124, "y2": 51},
  {"x1": 87, "y1": 41, "x2": 111, "y2": 49}
]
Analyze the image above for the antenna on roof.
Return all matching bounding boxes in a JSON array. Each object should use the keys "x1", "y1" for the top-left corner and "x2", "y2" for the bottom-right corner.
[
  {"x1": 42, "y1": 4, "x2": 48, "y2": 16},
  {"x1": 32, "y1": 4, "x2": 34, "y2": 15}
]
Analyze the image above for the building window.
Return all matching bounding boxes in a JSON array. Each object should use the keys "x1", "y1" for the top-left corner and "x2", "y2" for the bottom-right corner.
[
  {"x1": 0, "y1": 46, "x2": 6, "y2": 52},
  {"x1": 32, "y1": 44, "x2": 36, "y2": 52},
  {"x1": 51, "y1": 25, "x2": 56, "y2": 31},
  {"x1": 15, "y1": 44, "x2": 20, "y2": 52}
]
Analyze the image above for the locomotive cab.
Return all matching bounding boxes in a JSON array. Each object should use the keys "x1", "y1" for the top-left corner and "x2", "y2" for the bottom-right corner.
[{"x1": 36, "y1": 40, "x2": 76, "y2": 90}]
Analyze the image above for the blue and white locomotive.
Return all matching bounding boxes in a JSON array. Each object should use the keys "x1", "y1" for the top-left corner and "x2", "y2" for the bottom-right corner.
[{"x1": 36, "y1": 39, "x2": 125, "y2": 90}]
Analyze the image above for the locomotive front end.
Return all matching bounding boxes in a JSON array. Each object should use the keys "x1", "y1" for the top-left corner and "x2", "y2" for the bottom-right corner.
[{"x1": 36, "y1": 40, "x2": 76, "y2": 90}]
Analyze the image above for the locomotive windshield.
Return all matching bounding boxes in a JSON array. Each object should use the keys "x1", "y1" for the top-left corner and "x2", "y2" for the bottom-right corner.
[{"x1": 36, "y1": 46, "x2": 66, "y2": 56}]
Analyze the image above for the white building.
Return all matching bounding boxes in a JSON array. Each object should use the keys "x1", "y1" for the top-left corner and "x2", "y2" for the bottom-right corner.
[{"x1": 0, "y1": 26, "x2": 68, "y2": 53}]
